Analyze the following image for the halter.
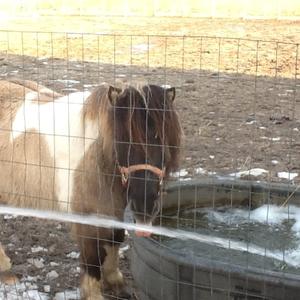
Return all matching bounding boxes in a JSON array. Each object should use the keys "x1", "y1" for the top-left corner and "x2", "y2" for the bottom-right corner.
[{"x1": 118, "y1": 163, "x2": 166, "y2": 187}]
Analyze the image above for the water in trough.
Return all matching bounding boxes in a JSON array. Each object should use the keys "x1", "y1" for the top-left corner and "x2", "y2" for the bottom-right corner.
[{"x1": 154, "y1": 204, "x2": 300, "y2": 275}]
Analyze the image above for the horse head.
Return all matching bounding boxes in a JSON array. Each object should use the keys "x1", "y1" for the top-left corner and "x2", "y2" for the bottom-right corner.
[{"x1": 108, "y1": 84, "x2": 181, "y2": 229}]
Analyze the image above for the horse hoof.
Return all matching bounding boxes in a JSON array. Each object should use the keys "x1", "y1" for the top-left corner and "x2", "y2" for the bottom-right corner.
[
  {"x1": 0, "y1": 271, "x2": 19, "y2": 285},
  {"x1": 116, "y1": 286, "x2": 132, "y2": 299},
  {"x1": 105, "y1": 285, "x2": 132, "y2": 299}
]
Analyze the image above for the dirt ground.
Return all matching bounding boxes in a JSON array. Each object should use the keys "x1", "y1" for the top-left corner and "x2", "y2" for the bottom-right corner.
[{"x1": 0, "y1": 17, "x2": 300, "y2": 299}]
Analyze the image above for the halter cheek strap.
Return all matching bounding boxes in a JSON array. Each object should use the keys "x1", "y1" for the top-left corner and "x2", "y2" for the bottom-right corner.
[{"x1": 118, "y1": 164, "x2": 165, "y2": 187}]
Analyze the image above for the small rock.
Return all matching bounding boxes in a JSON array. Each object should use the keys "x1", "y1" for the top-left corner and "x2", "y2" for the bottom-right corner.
[{"x1": 46, "y1": 270, "x2": 59, "y2": 280}]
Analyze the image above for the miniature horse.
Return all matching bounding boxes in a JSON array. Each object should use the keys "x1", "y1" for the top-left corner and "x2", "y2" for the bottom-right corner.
[{"x1": 0, "y1": 79, "x2": 181, "y2": 299}]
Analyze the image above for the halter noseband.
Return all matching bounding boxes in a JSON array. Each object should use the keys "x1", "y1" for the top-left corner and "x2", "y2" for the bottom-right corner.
[{"x1": 118, "y1": 164, "x2": 165, "y2": 187}]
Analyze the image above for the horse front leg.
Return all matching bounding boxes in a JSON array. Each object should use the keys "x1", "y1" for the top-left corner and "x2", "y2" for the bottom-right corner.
[
  {"x1": 102, "y1": 229, "x2": 131, "y2": 299},
  {"x1": 102, "y1": 244, "x2": 124, "y2": 289},
  {"x1": 0, "y1": 243, "x2": 19, "y2": 285},
  {"x1": 77, "y1": 227, "x2": 106, "y2": 300}
]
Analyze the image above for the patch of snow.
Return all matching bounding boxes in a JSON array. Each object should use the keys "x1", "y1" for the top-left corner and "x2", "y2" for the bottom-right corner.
[
  {"x1": 26, "y1": 290, "x2": 49, "y2": 300},
  {"x1": 195, "y1": 167, "x2": 206, "y2": 175},
  {"x1": 209, "y1": 155, "x2": 215, "y2": 159},
  {"x1": 25, "y1": 282, "x2": 38, "y2": 290},
  {"x1": 259, "y1": 126, "x2": 266, "y2": 130},
  {"x1": 44, "y1": 285, "x2": 51, "y2": 293},
  {"x1": 171, "y1": 169, "x2": 188, "y2": 177},
  {"x1": 260, "y1": 136, "x2": 281, "y2": 141},
  {"x1": 31, "y1": 246, "x2": 48, "y2": 253},
  {"x1": 4, "y1": 214, "x2": 17, "y2": 220},
  {"x1": 119, "y1": 245, "x2": 129, "y2": 254},
  {"x1": 271, "y1": 160, "x2": 279, "y2": 165},
  {"x1": 195, "y1": 167, "x2": 216, "y2": 176},
  {"x1": 229, "y1": 168, "x2": 268, "y2": 178},
  {"x1": 203, "y1": 204, "x2": 300, "y2": 231},
  {"x1": 293, "y1": 128, "x2": 299, "y2": 132},
  {"x1": 271, "y1": 137, "x2": 281, "y2": 141},
  {"x1": 0, "y1": 281, "x2": 49, "y2": 300},
  {"x1": 179, "y1": 177, "x2": 192, "y2": 181},
  {"x1": 277, "y1": 172, "x2": 298, "y2": 180},
  {"x1": 54, "y1": 289, "x2": 80, "y2": 300},
  {"x1": 24, "y1": 276, "x2": 37, "y2": 282},
  {"x1": 66, "y1": 251, "x2": 80, "y2": 259},
  {"x1": 119, "y1": 245, "x2": 130, "y2": 259},
  {"x1": 50, "y1": 262, "x2": 60, "y2": 267}
]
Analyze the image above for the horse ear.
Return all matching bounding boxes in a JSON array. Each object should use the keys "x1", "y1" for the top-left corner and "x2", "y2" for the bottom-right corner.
[
  {"x1": 108, "y1": 86, "x2": 121, "y2": 105},
  {"x1": 166, "y1": 87, "x2": 176, "y2": 102}
]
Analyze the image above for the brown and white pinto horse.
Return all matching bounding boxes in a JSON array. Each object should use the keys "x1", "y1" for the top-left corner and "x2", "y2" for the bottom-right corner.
[{"x1": 0, "y1": 79, "x2": 181, "y2": 299}]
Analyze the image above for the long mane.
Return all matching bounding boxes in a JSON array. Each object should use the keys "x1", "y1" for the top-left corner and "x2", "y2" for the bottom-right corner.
[{"x1": 84, "y1": 82, "x2": 181, "y2": 174}]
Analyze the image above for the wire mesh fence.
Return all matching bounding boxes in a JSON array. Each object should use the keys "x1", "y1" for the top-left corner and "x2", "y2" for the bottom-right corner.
[{"x1": 0, "y1": 30, "x2": 299, "y2": 300}]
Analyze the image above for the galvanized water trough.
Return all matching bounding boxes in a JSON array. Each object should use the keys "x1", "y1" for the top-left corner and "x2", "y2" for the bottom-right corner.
[{"x1": 131, "y1": 178, "x2": 300, "y2": 300}]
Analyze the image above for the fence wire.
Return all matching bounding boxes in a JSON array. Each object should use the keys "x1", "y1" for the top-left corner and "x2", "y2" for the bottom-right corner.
[{"x1": 0, "y1": 31, "x2": 300, "y2": 300}]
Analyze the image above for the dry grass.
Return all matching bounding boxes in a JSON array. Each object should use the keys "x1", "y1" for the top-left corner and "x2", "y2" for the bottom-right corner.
[
  {"x1": 0, "y1": 17, "x2": 299, "y2": 78},
  {"x1": 1, "y1": 0, "x2": 300, "y2": 18}
]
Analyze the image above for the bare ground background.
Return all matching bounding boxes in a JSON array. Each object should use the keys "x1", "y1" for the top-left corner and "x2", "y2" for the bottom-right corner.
[{"x1": 0, "y1": 16, "x2": 300, "y2": 299}]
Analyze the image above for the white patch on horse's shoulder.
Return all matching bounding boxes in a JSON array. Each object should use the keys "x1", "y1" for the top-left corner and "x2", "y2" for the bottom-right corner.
[
  {"x1": 11, "y1": 90, "x2": 98, "y2": 212},
  {"x1": 11, "y1": 98, "x2": 40, "y2": 141}
]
